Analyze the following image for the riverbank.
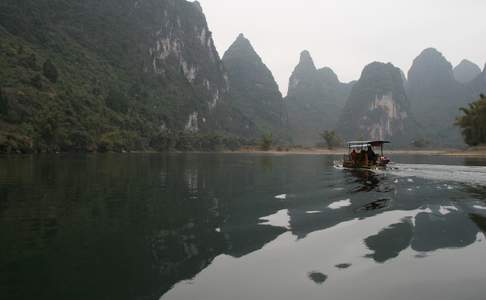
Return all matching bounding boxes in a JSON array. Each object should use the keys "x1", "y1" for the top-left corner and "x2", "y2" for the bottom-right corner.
[
  {"x1": 225, "y1": 147, "x2": 486, "y2": 157},
  {"x1": 3, "y1": 147, "x2": 486, "y2": 157}
]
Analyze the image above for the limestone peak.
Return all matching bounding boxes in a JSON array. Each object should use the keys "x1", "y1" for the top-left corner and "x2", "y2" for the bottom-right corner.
[{"x1": 453, "y1": 59, "x2": 481, "y2": 83}]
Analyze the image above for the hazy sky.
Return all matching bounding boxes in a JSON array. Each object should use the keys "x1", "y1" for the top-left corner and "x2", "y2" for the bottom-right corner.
[{"x1": 197, "y1": 0, "x2": 486, "y2": 95}]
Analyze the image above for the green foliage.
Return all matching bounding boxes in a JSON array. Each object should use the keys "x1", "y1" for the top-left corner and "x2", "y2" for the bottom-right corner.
[
  {"x1": 222, "y1": 136, "x2": 243, "y2": 151},
  {"x1": 260, "y1": 133, "x2": 273, "y2": 151},
  {"x1": 30, "y1": 74, "x2": 42, "y2": 89},
  {"x1": 105, "y1": 88, "x2": 129, "y2": 113},
  {"x1": 43, "y1": 59, "x2": 58, "y2": 83},
  {"x1": 0, "y1": 0, "x2": 259, "y2": 153},
  {"x1": 0, "y1": 1, "x2": 187, "y2": 152},
  {"x1": 456, "y1": 94, "x2": 486, "y2": 146},
  {"x1": 98, "y1": 130, "x2": 140, "y2": 153},
  {"x1": 222, "y1": 34, "x2": 287, "y2": 141},
  {"x1": 0, "y1": 131, "x2": 33, "y2": 153},
  {"x1": 319, "y1": 130, "x2": 342, "y2": 149},
  {"x1": 68, "y1": 129, "x2": 96, "y2": 152},
  {"x1": 150, "y1": 131, "x2": 176, "y2": 151},
  {"x1": 0, "y1": 87, "x2": 7, "y2": 115},
  {"x1": 21, "y1": 53, "x2": 40, "y2": 70}
]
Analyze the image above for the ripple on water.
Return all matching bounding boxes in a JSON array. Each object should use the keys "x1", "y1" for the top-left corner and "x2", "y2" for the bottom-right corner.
[{"x1": 328, "y1": 199, "x2": 351, "y2": 209}]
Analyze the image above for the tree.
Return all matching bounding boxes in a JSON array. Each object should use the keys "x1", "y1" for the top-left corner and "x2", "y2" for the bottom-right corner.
[
  {"x1": 150, "y1": 131, "x2": 175, "y2": 151},
  {"x1": 105, "y1": 88, "x2": 129, "y2": 113},
  {"x1": 455, "y1": 95, "x2": 486, "y2": 146},
  {"x1": 43, "y1": 59, "x2": 59, "y2": 83},
  {"x1": 0, "y1": 87, "x2": 7, "y2": 115},
  {"x1": 223, "y1": 136, "x2": 241, "y2": 151},
  {"x1": 23, "y1": 53, "x2": 40, "y2": 70},
  {"x1": 199, "y1": 133, "x2": 223, "y2": 151},
  {"x1": 319, "y1": 130, "x2": 342, "y2": 149},
  {"x1": 30, "y1": 74, "x2": 43, "y2": 89},
  {"x1": 260, "y1": 133, "x2": 273, "y2": 151}
]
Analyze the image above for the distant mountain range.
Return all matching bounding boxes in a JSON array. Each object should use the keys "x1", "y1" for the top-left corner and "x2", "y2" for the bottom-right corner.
[
  {"x1": 0, "y1": 0, "x2": 484, "y2": 152},
  {"x1": 406, "y1": 48, "x2": 481, "y2": 146}
]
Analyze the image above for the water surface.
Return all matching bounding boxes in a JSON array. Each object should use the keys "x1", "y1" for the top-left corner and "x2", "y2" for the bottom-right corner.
[{"x1": 1, "y1": 154, "x2": 486, "y2": 300}]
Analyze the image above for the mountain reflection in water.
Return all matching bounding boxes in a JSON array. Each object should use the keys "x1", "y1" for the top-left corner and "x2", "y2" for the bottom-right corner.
[{"x1": 1, "y1": 154, "x2": 486, "y2": 300}]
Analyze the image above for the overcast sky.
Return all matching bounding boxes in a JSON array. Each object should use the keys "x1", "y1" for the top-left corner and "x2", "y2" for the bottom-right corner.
[{"x1": 197, "y1": 0, "x2": 486, "y2": 95}]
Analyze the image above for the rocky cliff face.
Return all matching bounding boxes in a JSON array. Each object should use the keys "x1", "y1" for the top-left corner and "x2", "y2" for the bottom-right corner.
[
  {"x1": 337, "y1": 62, "x2": 413, "y2": 143},
  {"x1": 0, "y1": 0, "x2": 253, "y2": 152},
  {"x1": 143, "y1": 0, "x2": 230, "y2": 127},
  {"x1": 407, "y1": 48, "x2": 469, "y2": 146},
  {"x1": 453, "y1": 59, "x2": 482, "y2": 84},
  {"x1": 222, "y1": 34, "x2": 286, "y2": 138},
  {"x1": 286, "y1": 51, "x2": 352, "y2": 145}
]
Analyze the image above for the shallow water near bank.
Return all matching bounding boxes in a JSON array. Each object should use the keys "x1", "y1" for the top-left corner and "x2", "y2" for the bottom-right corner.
[{"x1": 1, "y1": 153, "x2": 486, "y2": 300}]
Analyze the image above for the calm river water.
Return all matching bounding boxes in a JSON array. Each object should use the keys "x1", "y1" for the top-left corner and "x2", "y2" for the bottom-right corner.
[{"x1": 1, "y1": 153, "x2": 486, "y2": 300}]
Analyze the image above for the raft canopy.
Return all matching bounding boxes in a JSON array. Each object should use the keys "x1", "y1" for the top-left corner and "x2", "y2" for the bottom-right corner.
[{"x1": 347, "y1": 140, "x2": 390, "y2": 148}]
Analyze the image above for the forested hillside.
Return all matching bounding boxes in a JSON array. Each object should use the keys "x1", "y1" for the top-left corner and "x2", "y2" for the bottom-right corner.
[
  {"x1": 0, "y1": 0, "x2": 255, "y2": 153},
  {"x1": 222, "y1": 34, "x2": 287, "y2": 141},
  {"x1": 286, "y1": 51, "x2": 352, "y2": 145},
  {"x1": 0, "y1": 1, "x2": 484, "y2": 152}
]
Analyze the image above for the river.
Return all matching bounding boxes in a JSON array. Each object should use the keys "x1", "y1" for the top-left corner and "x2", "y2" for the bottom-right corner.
[{"x1": 1, "y1": 153, "x2": 486, "y2": 300}]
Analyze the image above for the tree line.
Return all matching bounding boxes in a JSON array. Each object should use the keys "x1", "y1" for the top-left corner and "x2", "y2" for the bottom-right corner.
[{"x1": 456, "y1": 94, "x2": 486, "y2": 146}]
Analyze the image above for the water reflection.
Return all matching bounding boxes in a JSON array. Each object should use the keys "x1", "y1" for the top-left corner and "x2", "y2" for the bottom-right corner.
[
  {"x1": 470, "y1": 213, "x2": 486, "y2": 234},
  {"x1": 356, "y1": 198, "x2": 391, "y2": 212},
  {"x1": 0, "y1": 154, "x2": 291, "y2": 299},
  {"x1": 308, "y1": 271, "x2": 328, "y2": 284},
  {"x1": 364, "y1": 209, "x2": 482, "y2": 263},
  {"x1": 348, "y1": 169, "x2": 385, "y2": 193},
  {"x1": 1, "y1": 154, "x2": 486, "y2": 300},
  {"x1": 285, "y1": 167, "x2": 486, "y2": 267},
  {"x1": 365, "y1": 219, "x2": 414, "y2": 263},
  {"x1": 334, "y1": 263, "x2": 351, "y2": 269}
]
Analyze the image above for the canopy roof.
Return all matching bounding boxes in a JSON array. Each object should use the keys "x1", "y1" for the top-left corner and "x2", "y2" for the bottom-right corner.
[{"x1": 347, "y1": 140, "x2": 390, "y2": 148}]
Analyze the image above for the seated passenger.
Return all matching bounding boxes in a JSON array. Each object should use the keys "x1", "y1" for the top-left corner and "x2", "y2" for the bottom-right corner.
[
  {"x1": 350, "y1": 149, "x2": 357, "y2": 162},
  {"x1": 360, "y1": 149, "x2": 368, "y2": 164},
  {"x1": 367, "y1": 146, "x2": 377, "y2": 163}
]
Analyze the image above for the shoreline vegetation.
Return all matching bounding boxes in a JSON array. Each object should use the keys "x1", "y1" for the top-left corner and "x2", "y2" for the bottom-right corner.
[
  {"x1": 3, "y1": 146, "x2": 486, "y2": 157},
  {"x1": 224, "y1": 146, "x2": 486, "y2": 157}
]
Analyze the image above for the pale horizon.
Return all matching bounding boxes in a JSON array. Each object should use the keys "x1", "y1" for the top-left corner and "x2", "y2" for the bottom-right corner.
[{"x1": 198, "y1": 0, "x2": 486, "y2": 95}]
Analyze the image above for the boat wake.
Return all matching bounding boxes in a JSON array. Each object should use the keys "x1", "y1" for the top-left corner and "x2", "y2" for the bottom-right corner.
[
  {"x1": 333, "y1": 160, "x2": 344, "y2": 170},
  {"x1": 383, "y1": 163, "x2": 486, "y2": 186}
]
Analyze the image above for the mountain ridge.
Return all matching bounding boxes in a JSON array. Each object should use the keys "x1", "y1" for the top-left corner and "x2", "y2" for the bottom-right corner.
[
  {"x1": 0, "y1": 0, "x2": 256, "y2": 152},
  {"x1": 222, "y1": 33, "x2": 287, "y2": 139},
  {"x1": 337, "y1": 62, "x2": 414, "y2": 144},
  {"x1": 453, "y1": 59, "x2": 482, "y2": 84},
  {"x1": 286, "y1": 50, "x2": 352, "y2": 145},
  {"x1": 406, "y1": 47, "x2": 469, "y2": 146}
]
